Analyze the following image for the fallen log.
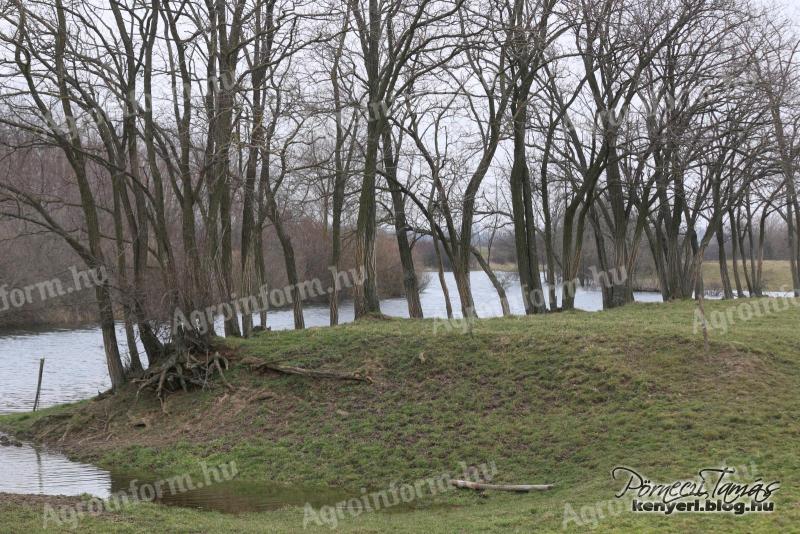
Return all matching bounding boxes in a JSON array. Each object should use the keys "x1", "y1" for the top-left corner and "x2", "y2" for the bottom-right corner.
[
  {"x1": 242, "y1": 357, "x2": 372, "y2": 383},
  {"x1": 449, "y1": 480, "x2": 554, "y2": 492}
]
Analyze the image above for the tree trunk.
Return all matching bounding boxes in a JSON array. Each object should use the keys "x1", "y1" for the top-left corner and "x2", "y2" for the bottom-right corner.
[
  {"x1": 432, "y1": 233, "x2": 453, "y2": 319},
  {"x1": 509, "y1": 98, "x2": 544, "y2": 314},
  {"x1": 452, "y1": 262, "x2": 476, "y2": 318},
  {"x1": 354, "y1": 118, "x2": 382, "y2": 318},
  {"x1": 604, "y1": 143, "x2": 633, "y2": 308},
  {"x1": 255, "y1": 230, "x2": 268, "y2": 329},
  {"x1": 112, "y1": 177, "x2": 143, "y2": 374},
  {"x1": 382, "y1": 130, "x2": 423, "y2": 318},
  {"x1": 266, "y1": 197, "x2": 305, "y2": 330},
  {"x1": 97, "y1": 284, "x2": 126, "y2": 391},
  {"x1": 716, "y1": 217, "x2": 734, "y2": 299},
  {"x1": 540, "y1": 147, "x2": 558, "y2": 312},
  {"x1": 727, "y1": 209, "x2": 744, "y2": 297},
  {"x1": 471, "y1": 247, "x2": 510, "y2": 316}
]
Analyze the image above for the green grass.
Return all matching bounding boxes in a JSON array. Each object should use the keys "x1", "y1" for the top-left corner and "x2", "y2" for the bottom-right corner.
[{"x1": 1, "y1": 299, "x2": 799, "y2": 532}]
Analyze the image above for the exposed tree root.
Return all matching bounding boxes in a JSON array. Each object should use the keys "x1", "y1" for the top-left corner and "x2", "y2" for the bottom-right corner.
[
  {"x1": 135, "y1": 347, "x2": 369, "y2": 410},
  {"x1": 241, "y1": 357, "x2": 372, "y2": 383},
  {"x1": 134, "y1": 351, "x2": 232, "y2": 411}
]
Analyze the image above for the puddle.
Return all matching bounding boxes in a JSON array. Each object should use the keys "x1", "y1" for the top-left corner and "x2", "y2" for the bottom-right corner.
[
  {"x1": 108, "y1": 475, "x2": 351, "y2": 513},
  {"x1": 0, "y1": 432, "x2": 111, "y2": 497},
  {"x1": 0, "y1": 433, "x2": 352, "y2": 513}
]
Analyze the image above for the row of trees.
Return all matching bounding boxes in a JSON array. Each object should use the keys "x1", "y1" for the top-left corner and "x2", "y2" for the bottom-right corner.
[{"x1": 0, "y1": 0, "x2": 798, "y2": 389}]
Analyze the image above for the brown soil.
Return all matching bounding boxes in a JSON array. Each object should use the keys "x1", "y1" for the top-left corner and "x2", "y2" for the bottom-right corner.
[{"x1": 0, "y1": 492, "x2": 85, "y2": 508}]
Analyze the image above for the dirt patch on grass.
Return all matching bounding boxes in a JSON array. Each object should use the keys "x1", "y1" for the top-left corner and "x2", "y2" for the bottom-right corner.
[
  {"x1": 0, "y1": 492, "x2": 85, "y2": 508},
  {"x1": 708, "y1": 347, "x2": 766, "y2": 377}
]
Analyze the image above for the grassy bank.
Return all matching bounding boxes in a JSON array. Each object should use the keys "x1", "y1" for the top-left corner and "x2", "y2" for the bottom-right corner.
[{"x1": 1, "y1": 299, "x2": 799, "y2": 532}]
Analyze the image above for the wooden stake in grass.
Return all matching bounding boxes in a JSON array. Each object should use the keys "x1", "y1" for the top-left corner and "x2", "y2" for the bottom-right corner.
[{"x1": 33, "y1": 358, "x2": 44, "y2": 412}]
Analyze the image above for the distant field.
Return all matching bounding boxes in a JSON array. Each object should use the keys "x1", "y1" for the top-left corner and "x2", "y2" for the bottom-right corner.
[
  {"x1": 703, "y1": 260, "x2": 795, "y2": 292},
  {"x1": 479, "y1": 259, "x2": 796, "y2": 293}
]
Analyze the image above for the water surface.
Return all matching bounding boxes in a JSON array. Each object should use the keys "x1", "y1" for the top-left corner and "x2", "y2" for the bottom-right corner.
[{"x1": 0, "y1": 432, "x2": 111, "y2": 497}]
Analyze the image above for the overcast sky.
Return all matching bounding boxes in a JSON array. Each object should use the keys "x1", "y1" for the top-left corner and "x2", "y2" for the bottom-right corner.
[{"x1": 763, "y1": 0, "x2": 800, "y2": 24}]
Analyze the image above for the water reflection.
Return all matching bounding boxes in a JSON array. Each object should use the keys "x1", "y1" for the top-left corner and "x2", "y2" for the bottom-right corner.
[{"x1": 0, "y1": 433, "x2": 111, "y2": 497}]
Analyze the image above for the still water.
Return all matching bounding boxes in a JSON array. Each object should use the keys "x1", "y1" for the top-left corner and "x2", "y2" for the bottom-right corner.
[{"x1": 0, "y1": 432, "x2": 111, "y2": 497}]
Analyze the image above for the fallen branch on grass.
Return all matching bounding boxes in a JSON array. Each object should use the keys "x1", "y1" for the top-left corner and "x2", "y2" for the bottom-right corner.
[
  {"x1": 242, "y1": 357, "x2": 372, "y2": 383},
  {"x1": 449, "y1": 480, "x2": 554, "y2": 492}
]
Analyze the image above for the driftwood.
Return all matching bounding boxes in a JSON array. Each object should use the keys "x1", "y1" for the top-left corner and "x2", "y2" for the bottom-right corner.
[
  {"x1": 449, "y1": 480, "x2": 554, "y2": 492},
  {"x1": 242, "y1": 357, "x2": 372, "y2": 383}
]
